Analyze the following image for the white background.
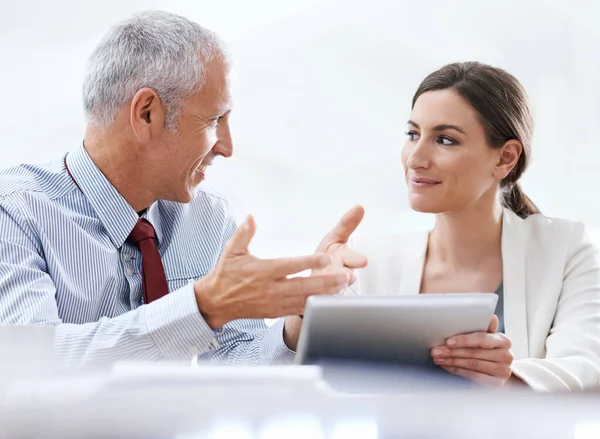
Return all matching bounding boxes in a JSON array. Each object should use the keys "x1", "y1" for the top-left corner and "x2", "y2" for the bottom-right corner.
[{"x1": 1, "y1": 0, "x2": 599, "y2": 258}]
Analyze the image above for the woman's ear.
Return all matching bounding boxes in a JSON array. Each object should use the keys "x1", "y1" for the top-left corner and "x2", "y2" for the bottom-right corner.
[{"x1": 493, "y1": 139, "x2": 522, "y2": 181}]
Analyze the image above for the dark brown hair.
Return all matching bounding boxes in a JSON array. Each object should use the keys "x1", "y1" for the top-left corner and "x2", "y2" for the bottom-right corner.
[{"x1": 412, "y1": 62, "x2": 540, "y2": 219}]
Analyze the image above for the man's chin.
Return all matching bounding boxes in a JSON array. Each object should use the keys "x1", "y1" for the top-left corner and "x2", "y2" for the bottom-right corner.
[
  {"x1": 185, "y1": 173, "x2": 205, "y2": 198},
  {"x1": 183, "y1": 186, "x2": 200, "y2": 203},
  {"x1": 165, "y1": 186, "x2": 199, "y2": 204}
]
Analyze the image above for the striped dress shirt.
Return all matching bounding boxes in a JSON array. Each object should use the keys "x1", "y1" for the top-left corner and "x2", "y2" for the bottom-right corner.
[{"x1": 0, "y1": 145, "x2": 294, "y2": 368}]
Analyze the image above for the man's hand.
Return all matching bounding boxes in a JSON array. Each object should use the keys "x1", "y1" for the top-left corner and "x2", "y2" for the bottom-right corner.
[
  {"x1": 284, "y1": 206, "x2": 368, "y2": 351},
  {"x1": 194, "y1": 215, "x2": 350, "y2": 329},
  {"x1": 312, "y1": 205, "x2": 367, "y2": 282},
  {"x1": 430, "y1": 315, "x2": 515, "y2": 386}
]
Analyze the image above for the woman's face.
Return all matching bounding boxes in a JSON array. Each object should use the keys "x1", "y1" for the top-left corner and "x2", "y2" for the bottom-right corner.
[{"x1": 402, "y1": 89, "x2": 509, "y2": 214}]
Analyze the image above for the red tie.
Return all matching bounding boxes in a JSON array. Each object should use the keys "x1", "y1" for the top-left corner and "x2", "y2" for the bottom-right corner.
[{"x1": 127, "y1": 219, "x2": 169, "y2": 304}]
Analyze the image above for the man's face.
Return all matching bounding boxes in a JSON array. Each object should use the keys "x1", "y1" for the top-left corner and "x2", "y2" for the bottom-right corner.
[{"x1": 157, "y1": 57, "x2": 233, "y2": 203}]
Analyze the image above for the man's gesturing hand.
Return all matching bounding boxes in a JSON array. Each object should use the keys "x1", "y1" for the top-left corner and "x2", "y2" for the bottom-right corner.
[
  {"x1": 312, "y1": 205, "x2": 367, "y2": 284},
  {"x1": 194, "y1": 215, "x2": 350, "y2": 329}
]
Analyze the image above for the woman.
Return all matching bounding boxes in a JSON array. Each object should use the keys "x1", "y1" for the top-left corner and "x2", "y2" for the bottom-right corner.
[{"x1": 341, "y1": 62, "x2": 600, "y2": 391}]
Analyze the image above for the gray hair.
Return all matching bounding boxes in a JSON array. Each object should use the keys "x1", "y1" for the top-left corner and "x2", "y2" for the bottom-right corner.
[{"x1": 83, "y1": 10, "x2": 228, "y2": 131}]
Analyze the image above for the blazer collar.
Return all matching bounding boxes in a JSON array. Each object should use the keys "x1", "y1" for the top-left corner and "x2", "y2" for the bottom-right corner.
[
  {"x1": 501, "y1": 208, "x2": 530, "y2": 359},
  {"x1": 397, "y1": 231, "x2": 427, "y2": 295}
]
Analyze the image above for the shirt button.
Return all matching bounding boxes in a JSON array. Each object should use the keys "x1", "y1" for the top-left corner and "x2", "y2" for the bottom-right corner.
[
  {"x1": 124, "y1": 254, "x2": 131, "y2": 262},
  {"x1": 187, "y1": 278, "x2": 195, "y2": 284},
  {"x1": 211, "y1": 338, "x2": 220, "y2": 349},
  {"x1": 126, "y1": 267, "x2": 134, "y2": 275}
]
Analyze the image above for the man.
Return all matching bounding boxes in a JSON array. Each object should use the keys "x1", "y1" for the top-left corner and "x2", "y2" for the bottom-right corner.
[{"x1": 0, "y1": 11, "x2": 366, "y2": 369}]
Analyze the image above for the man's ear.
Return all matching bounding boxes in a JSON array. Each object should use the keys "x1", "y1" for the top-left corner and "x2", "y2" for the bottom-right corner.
[
  {"x1": 493, "y1": 139, "x2": 522, "y2": 181},
  {"x1": 130, "y1": 88, "x2": 166, "y2": 141}
]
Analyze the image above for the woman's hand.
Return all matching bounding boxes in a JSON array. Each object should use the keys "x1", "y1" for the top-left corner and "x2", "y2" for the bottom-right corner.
[{"x1": 430, "y1": 315, "x2": 515, "y2": 386}]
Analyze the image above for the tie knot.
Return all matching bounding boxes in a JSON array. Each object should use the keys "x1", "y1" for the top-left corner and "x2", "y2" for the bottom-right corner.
[{"x1": 128, "y1": 219, "x2": 156, "y2": 246}]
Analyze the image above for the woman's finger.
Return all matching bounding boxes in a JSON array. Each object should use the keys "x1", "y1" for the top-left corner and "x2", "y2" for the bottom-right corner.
[
  {"x1": 435, "y1": 357, "x2": 512, "y2": 379},
  {"x1": 431, "y1": 346, "x2": 513, "y2": 364},
  {"x1": 441, "y1": 366, "x2": 505, "y2": 387}
]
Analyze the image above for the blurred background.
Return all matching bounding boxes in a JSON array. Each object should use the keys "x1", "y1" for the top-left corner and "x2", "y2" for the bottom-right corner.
[{"x1": 1, "y1": 0, "x2": 599, "y2": 258}]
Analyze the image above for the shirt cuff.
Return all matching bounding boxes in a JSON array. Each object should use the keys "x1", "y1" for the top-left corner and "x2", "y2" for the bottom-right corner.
[
  {"x1": 145, "y1": 283, "x2": 219, "y2": 361},
  {"x1": 263, "y1": 318, "x2": 296, "y2": 365}
]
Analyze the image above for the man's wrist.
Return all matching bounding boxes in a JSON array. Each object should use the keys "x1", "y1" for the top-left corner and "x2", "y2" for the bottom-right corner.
[
  {"x1": 193, "y1": 276, "x2": 226, "y2": 329},
  {"x1": 283, "y1": 315, "x2": 303, "y2": 351}
]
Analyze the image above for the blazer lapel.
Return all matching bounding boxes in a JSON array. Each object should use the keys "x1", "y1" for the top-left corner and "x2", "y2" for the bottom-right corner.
[{"x1": 501, "y1": 208, "x2": 530, "y2": 359}]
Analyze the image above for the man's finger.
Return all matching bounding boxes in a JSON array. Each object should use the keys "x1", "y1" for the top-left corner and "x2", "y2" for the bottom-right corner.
[
  {"x1": 339, "y1": 249, "x2": 368, "y2": 269},
  {"x1": 277, "y1": 273, "x2": 349, "y2": 297},
  {"x1": 264, "y1": 254, "x2": 332, "y2": 278},
  {"x1": 488, "y1": 315, "x2": 499, "y2": 333},
  {"x1": 316, "y1": 205, "x2": 365, "y2": 251},
  {"x1": 336, "y1": 267, "x2": 357, "y2": 284},
  {"x1": 224, "y1": 215, "x2": 256, "y2": 255},
  {"x1": 446, "y1": 332, "x2": 511, "y2": 350},
  {"x1": 345, "y1": 267, "x2": 357, "y2": 285},
  {"x1": 317, "y1": 266, "x2": 356, "y2": 285}
]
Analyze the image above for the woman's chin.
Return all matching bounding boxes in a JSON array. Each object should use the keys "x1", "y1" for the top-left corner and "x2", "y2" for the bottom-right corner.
[{"x1": 409, "y1": 199, "x2": 446, "y2": 214}]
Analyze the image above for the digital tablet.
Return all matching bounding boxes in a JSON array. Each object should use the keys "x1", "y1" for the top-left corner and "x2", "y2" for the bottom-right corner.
[{"x1": 294, "y1": 293, "x2": 498, "y2": 367}]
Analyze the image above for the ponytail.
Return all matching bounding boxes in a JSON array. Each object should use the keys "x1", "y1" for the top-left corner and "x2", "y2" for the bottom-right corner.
[{"x1": 501, "y1": 182, "x2": 540, "y2": 219}]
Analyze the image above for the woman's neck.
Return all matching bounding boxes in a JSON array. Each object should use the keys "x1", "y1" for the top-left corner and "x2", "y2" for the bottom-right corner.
[{"x1": 428, "y1": 199, "x2": 503, "y2": 269}]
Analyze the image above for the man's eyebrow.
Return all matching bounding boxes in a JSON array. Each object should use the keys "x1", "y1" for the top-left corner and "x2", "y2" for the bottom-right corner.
[{"x1": 215, "y1": 108, "x2": 232, "y2": 118}]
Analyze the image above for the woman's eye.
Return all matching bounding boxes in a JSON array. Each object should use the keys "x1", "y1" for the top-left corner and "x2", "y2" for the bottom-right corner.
[
  {"x1": 406, "y1": 130, "x2": 419, "y2": 141},
  {"x1": 437, "y1": 135, "x2": 457, "y2": 146}
]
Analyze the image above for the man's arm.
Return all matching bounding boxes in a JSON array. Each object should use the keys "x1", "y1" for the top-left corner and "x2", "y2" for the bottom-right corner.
[
  {"x1": 0, "y1": 204, "x2": 219, "y2": 370},
  {"x1": 193, "y1": 211, "x2": 296, "y2": 365},
  {"x1": 1, "y1": 203, "x2": 348, "y2": 369},
  {"x1": 202, "y1": 317, "x2": 295, "y2": 365}
]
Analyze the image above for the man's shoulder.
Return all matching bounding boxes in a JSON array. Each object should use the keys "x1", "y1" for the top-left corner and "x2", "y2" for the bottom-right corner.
[{"x1": 0, "y1": 156, "x2": 75, "y2": 203}]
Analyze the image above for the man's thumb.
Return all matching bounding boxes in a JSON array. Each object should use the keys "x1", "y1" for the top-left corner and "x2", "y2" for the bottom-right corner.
[
  {"x1": 225, "y1": 215, "x2": 256, "y2": 255},
  {"x1": 317, "y1": 205, "x2": 365, "y2": 252}
]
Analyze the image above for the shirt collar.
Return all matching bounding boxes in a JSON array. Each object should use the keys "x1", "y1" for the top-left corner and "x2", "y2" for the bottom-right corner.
[
  {"x1": 65, "y1": 144, "x2": 140, "y2": 248},
  {"x1": 141, "y1": 203, "x2": 164, "y2": 245}
]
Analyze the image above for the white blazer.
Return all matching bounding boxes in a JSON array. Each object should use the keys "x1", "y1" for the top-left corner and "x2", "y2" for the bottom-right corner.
[{"x1": 346, "y1": 208, "x2": 600, "y2": 391}]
